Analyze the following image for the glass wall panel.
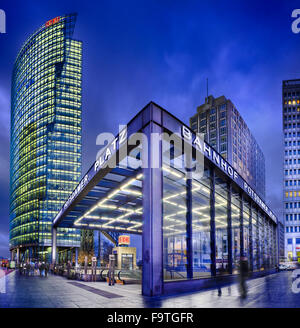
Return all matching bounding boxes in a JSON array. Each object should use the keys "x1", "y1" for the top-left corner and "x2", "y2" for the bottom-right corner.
[
  {"x1": 162, "y1": 140, "x2": 188, "y2": 281},
  {"x1": 192, "y1": 166, "x2": 211, "y2": 278},
  {"x1": 231, "y1": 189, "x2": 241, "y2": 273},
  {"x1": 252, "y1": 207, "x2": 259, "y2": 271},
  {"x1": 258, "y1": 211, "x2": 265, "y2": 270},
  {"x1": 215, "y1": 175, "x2": 229, "y2": 275},
  {"x1": 265, "y1": 219, "x2": 271, "y2": 269},
  {"x1": 162, "y1": 136, "x2": 212, "y2": 281},
  {"x1": 243, "y1": 199, "x2": 250, "y2": 261},
  {"x1": 272, "y1": 224, "x2": 277, "y2": 267}
]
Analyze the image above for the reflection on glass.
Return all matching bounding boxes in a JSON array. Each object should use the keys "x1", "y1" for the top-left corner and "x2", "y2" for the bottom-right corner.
[
  {"x1": 231, "y1": 189, "x2": 241, "y2": 273},
  {"x1": 243, "y1": 199, "x2": 250, "y2": 261},
  {"x1": 192, "y1": 166, "x2": 211, "y2": 278},
  {"x1": 162, "y1": 140, "x2": 188, "y2": 281},
  {"x1": 161, "y1": 135, "x2": 277, "y2": 281},
  {"x1": 258, "y1": 212, "x2": 264, "y2": 270},
  {"x1": 215, "y1": 175, "x2": 229, "y2": 275},
  {"x1": 252, "y1": 208, "x2": 259, "y2": 271}
]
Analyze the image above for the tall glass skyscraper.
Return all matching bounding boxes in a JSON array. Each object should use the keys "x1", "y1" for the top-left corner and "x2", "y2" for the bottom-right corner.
[
  {"x1": 9, "y1": 14, "x2": 82, "y2": 262},
  {"x1": 282, "y1": 79, "x2": 300, "y2": 262}
]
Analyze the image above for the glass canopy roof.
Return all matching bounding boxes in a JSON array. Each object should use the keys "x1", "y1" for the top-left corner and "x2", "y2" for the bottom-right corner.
[{"x1": 58, "y1": 147, "x2": 143, "y2": 234}]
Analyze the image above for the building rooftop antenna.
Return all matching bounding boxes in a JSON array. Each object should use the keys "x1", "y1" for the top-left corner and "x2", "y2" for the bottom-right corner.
[{"x1": 206, "y1": 78, "x2": 209, "y2": 98}]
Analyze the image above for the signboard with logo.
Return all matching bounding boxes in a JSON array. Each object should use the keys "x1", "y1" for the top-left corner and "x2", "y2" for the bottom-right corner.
[
  {"x1": 45, "y1": 16, "x2": 60, "y2": 27},
  {"x1": 118, "y1": 235, "x2": 130, "y2": 246}
]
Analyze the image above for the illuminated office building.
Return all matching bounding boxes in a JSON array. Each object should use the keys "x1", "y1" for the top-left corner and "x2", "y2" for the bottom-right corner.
[
  {"x1": 190, "y1": 95, "x2": 265, "y2": 200},
  {"x1": 9, "y1": 14, "x2": 82, "y2": 262},
  {"x1": 282, "y1": 79, "x2": 300, "y2": 261}
]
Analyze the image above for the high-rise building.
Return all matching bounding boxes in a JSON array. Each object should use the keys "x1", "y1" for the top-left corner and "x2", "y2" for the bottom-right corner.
[
  {"x1": 9, "y1": 14, "x2": 82, "y2": 262},
  {"x1": 282, "y1": 79, "x2": 300, "y2": 261},
  {"x1": 190, "y1": 95, "x2": 265, "y2": 199}
]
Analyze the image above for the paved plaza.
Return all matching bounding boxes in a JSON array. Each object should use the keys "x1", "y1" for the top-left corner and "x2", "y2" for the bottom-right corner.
[{"x1": 0, "y1": 270, "x2": 300, "y2": 308}]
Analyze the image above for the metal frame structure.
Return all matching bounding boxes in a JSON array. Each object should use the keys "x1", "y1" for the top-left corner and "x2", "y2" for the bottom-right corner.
[{"x1": 52, "y1": 102, "x2": 278, "y2": 296}]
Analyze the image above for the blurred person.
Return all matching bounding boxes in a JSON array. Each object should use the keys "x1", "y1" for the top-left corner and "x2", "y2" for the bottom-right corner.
[
  {"x1": 239, "y1": 256, "x2": 249, "y2": 298},
  {"x1": 108, "y1": 255, "x2": 115, "y2": 286},
  {"x1": 45, "y1": 263, "x2": 49, "y2": 277},
  {"x1": 26, "y1": 261, "x2": 30, "y2": 276},
  {"x1": 67, "y1": 260, "x2": 71, "y2": 279}
]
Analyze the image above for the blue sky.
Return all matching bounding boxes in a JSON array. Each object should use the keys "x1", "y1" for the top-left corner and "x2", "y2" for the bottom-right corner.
[{"x1": 0, "y1": 0, "x2": 299, "y2": 257}]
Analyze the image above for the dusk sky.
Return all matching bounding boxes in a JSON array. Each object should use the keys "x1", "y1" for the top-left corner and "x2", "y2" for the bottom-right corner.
[{"x1": 0, "y1": 0, "x2": 300, "y2": 258}]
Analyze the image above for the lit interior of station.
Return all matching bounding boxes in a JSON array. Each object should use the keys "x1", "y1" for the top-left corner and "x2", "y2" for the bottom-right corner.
[{"x1": 52, "y1": 102, "x2": 278, "y2": 296}]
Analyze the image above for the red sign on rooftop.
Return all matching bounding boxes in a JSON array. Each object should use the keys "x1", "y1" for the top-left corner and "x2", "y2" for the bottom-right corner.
[{"x1": 45, "y1": 16, "x2": 60, "y2": 28}]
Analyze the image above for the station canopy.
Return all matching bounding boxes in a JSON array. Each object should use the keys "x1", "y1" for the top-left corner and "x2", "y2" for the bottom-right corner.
[{"x1": 57, "y1": 146, "x2": 144, "y2": 234}]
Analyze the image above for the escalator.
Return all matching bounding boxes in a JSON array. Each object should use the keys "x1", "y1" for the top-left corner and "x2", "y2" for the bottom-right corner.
[{"x1": 63, "y1": 267, "x2": 141, "y2": 284}]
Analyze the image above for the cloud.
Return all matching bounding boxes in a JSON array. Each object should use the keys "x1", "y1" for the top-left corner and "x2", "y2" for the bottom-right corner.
[
  {"x1": 0, "y1": 86, "x2": 10, "y2": 138},
  {"x1": 0, "y1": 232, "x2": 9, "y2": 258},
  {"x1": 159, "y1": 42, "x2": 283, "y2": 218}
]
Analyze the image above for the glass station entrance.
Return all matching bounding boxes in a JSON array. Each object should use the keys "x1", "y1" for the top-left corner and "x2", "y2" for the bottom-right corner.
[{"x1": 52, "y1": 102, "x2": 278, "y2": 297}]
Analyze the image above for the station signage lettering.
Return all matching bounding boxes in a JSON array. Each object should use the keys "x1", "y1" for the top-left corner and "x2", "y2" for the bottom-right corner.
[
  {"x1": 181, "y1": 125, "x2": 277, "y2": 223},
  {"x1": 181, "y1": 125, "x2": 238, "y2": 181},
  {"x1": 243, "y1": 181, "x2": 276, "y2": 222},
  {"x1": 64, "y1": 174, "x2": 89, "y2": 210},
  {"x1": 94, "y1": 128, "x2": 127, "y2": 172},
  {"x1": 53, "y1": 174, "x2": 89, "y2": 224}
]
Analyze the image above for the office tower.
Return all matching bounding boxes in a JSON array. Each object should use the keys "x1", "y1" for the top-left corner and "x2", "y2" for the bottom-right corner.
[
  {"x1": 9, "y1": 14, "x2": 82, "y2": 262},
  {"x1": 190, "y1": 95, "x2": 265, "y2": 199},
  {"x1": 282, "y1": 79, "x2": 300, "y2": 261}
]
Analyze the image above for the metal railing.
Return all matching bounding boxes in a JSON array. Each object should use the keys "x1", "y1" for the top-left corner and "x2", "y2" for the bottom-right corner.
[{"x1": 51, "y1": 265, "x2": 142, "y2": 283}]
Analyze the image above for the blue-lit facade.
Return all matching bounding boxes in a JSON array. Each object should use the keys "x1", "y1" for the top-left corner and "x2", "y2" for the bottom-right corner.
[
  {"x1": 282, "y1": 79, "x2": 300, "y2": 261},
  {"x1": 10, "y1": 14, "x2": 82, "y2": 262},
  {"x1": 52, "y1": 102, "x2": 278, "y2": 296}
]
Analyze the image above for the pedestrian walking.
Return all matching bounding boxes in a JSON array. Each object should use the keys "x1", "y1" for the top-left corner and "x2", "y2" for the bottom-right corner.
[
  {"x1": 108, "y1": 254, "x2": 115, "y2": 286},
  {"x1": 45, "y1": 263, "x2": 49, "y2": 277},
  {"x1": 216, "y1": 265, "x2": 226, "y2": 296},
  {"x1": 67, "y1": 260, "x2": 71, "y2": 279},
  {"x1": 34, "y1": 262, "x2": 39, "y2": 276},
  {"x1": 239, "y1": 256, "x2": 249, "y2": 298},
  {"x1": 40, "y1": 262, "x2": 45, "y2": 277},
  {"x1": 26, "y1": 261, "x2": 30, "y2": 276}
]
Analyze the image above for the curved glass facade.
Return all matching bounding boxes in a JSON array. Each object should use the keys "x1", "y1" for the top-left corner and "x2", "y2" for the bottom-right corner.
[{"x1": 10, "y1": 14, "x2": 82, "y2": 261}]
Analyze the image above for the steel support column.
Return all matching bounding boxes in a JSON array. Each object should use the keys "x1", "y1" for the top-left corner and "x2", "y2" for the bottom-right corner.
[
  {"x1": 240, "y1": 193, "x2": 244, "y2": 258},
  {"x1": 16, "y1": 247, "x2": 20, "y2": 265},
  {"x1": 142, "y1": 119, "x2": 163, "y2": 296},
  {"x1": 51, "y1": 227, "x2": 57, "y2": 265},
  {"x1": 75, "y1": 247, "x2": 78, "y2": 267},
  {"x1": 186, "y1": 168, "x2": 193, "y2": 279},
  {"x1": 249, "y1": 202, "x2": 253, "y2": 271},
  {"x1": 227, "y1": 182, "x2": 233, "y2": 274},
  {"x1": 210, "y1": 167, "x2": 216, "y2": 276}
]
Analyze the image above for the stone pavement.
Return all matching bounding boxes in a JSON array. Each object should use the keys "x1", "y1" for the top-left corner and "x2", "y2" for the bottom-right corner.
[{"x1": 0, "y1": 270, "x2": 299, "y2": 308}]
